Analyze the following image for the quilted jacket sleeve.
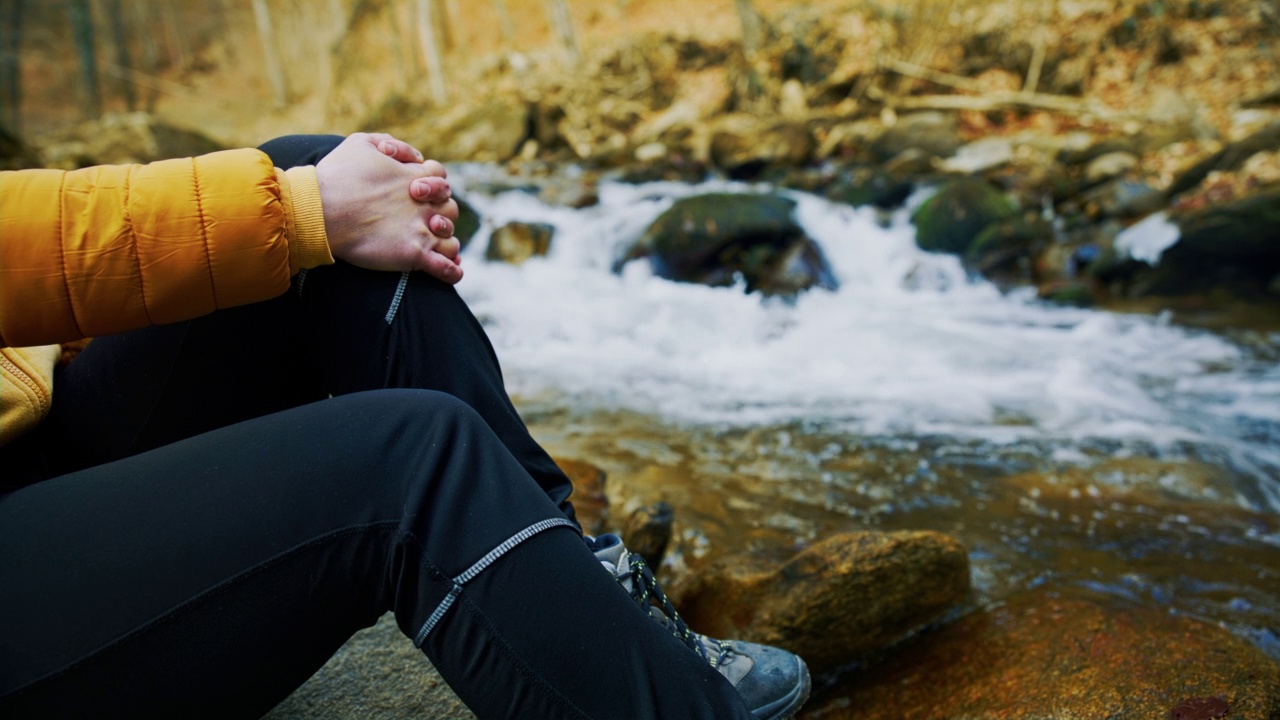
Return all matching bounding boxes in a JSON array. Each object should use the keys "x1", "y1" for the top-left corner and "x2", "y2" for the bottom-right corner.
[{"x1": 0, "y1": 148, "x2": 332, "y2": 348}]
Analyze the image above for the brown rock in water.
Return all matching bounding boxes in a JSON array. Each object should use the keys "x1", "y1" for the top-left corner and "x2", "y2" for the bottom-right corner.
[
  {"x1": 677, "y1": 531, "x2": 970, "y2": 675},
  {"x1": 485, "y1": 222, "x2": 555, "y2": 265},
  {"x1": 622, "y1": 501, "x2": 674, "y2": 571},
  {"x1": 555, "y1": 458, "x2": 609, "y2": 537},
  {"x1": 804, "y1": 587, "x2": 1280, "y2": 720}
]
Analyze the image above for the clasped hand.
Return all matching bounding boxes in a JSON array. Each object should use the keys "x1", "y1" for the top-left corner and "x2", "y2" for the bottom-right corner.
[{"x1": 315, "y1": 133, "x2": 464, "y2": 284}]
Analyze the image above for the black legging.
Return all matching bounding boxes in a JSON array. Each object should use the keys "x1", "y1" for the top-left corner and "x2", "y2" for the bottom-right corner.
[{"x1": 0, "y1": 137, "x2": 752, "y2": 719}]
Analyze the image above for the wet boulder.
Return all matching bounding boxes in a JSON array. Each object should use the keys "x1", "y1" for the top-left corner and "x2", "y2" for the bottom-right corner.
[
  {"x1": 676, "y1": 531, "x2": 970, "y2": 675},
  {"x1": 966, "y1": 216, "x2": 1054, "y2": 288},
  {"x1": 911, "y1": 178, "x2": 1017, "y2": 255},
  {"x1": 621, "y1": 192, "x2": 838, "y2": 297},
  {"x1": 803, "y1": 587, "x2": 1280, "y2": 719},
  {"x1": 485, "y1": 221, "x2": 555, "y2": 265},
  {"x1": 824, "y1": 167, "x2": 915, "y2": 210},
  {"x1": 1133, "y1": 187, "x2": 1280, "y2": 298},
  {"x1": 622, "y1": 501, "x2": 674, "y2": 572},
  {"x1": 453, "y1": 197, "x2": 482, "y2": 250}
]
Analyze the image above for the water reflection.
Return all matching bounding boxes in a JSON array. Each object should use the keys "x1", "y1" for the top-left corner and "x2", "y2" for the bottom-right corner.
[{"x1": 520, "y1": 403, "x2": 1280, "y2": 661}]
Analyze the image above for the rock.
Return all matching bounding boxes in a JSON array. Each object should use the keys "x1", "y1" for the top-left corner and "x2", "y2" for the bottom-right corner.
[
  {"x1": 966, "y1": 217, "x2": 1054, "y2": 287},
  {"x1": 1132, "y1": 187, "x2": 1280, "y2": 298},
  {"x1": 555, "y1": 458, "x2": 609, "y2": 537},
  {"x1": 814, "y1": 117, "x2": 886, "y2": 162},
  {"x1": 1165, "y1": 120, "x2": 1280, "y2": 199},
  {"x1": 802, "y1": 587, "x2": 1280, "y2": 720},
  {"x1": 622, "y1": 501, "x2": 674, "y2": 571},
  {"x1": 266, "y1": 614, "x2": 473, "y2": 720},
  {"x1": 621, "y1": 192, "x2": 838, "y2": 297},
  {"x1": 453, "y1": 197, "x2": 482, "y2": 250},
  {"x1": 871, "y1": 112, "x2": 961, "y2": 163},
  {"x1": 1084, "y1": 151, "x2": 1139, "y2": 185},
  {"x1": 485, "y1": 222, "x2": 555, "y2": 265},
  {"x1": 779, "y1": 79, "x2": 808, "y2": 119},
  {"x1": 911, "y1": 178, "x2": 1017, "y2": 255},
  {"x1": 939, "y1": 137, "x2": 1015, "y2": 175},
  {"x1": 40, "y1": 112, "x2": 223, "y2": 168},
  {"x1": 709, "y1": 116, "x2": 814, "y2": 179},
  {"x1": 824, "y1": 167, "x2": 916, "y2": 210},
  {"x1": 676, "y1": 531, "x2": 970, "y2": 675},
  {"x1": 616, "y1": 155, "x2": 710, "y2": 184},
  {"x1": 1057, "y1": 135, "x2": 1140, "y2": 167},
  {"x1": 431, "y1": 99, "x2": 530, "y2": 163},
  {"x1": 1080, "y1": 178, "x2": 1165, "y2": 219}
]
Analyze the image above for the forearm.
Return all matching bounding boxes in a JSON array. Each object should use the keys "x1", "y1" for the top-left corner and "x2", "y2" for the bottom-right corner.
[{"x1": 0, "y1": 149, "x2": 331, "y2": 348}]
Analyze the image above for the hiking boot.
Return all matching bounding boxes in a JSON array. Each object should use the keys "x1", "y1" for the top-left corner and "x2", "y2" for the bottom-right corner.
[{"x1": 592, "y1": 534, "x2": 811, "y2": 720}]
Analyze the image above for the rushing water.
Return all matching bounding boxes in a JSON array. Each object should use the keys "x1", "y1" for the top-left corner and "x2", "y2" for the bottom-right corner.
[{"x1": 451, "y1": 166, "x2": 1280, "y2": 660}]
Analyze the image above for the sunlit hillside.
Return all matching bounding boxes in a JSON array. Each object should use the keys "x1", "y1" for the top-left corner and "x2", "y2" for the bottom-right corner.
[{"x1": 6, "y1": 0, "x2": 1278, "y2": 152}]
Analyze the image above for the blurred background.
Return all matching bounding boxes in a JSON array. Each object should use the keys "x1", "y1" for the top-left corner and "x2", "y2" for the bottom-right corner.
[{"x1": 4, "y1": 2, "x2": 1280, "y2": 717}]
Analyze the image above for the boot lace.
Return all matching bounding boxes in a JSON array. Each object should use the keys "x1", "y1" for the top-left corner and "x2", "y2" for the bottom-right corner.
[{"x1": 626, "y1": 554, "x2": 732, "y2": 667}]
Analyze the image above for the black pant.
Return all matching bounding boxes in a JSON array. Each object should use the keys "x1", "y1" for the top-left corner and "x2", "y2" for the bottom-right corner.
[{"x1": 0, "y1": 137, "x2": 752, "y2": 719}]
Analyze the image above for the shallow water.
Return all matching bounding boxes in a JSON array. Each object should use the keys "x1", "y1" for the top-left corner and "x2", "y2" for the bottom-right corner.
[{"x1": 452, "y1": 167, "x2": 1280, "y2": 661}]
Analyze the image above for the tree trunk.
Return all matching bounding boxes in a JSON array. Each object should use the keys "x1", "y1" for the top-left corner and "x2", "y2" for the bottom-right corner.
[
  {"x1": 734, "y1": 0, "x2": 762, "y2": 60},
  {"x1": 105, "y1": 0, "x2": 136, "y2": 111},
  {"x1": 251, "y1": 0, "x2": 288, "y2": 108},
  {"x1": 439, "y1": 0, "x2": 457, "y2": 50},
  {"x1": 328, "y1": 0, "x2": 345, "y2": 36},
  {"x1": 158, "y1": 1, "x2": 188, "y2": 69},
  {"x1": 544, "y1": 0, "x2": 580, "y2": 66},
  {"x1": 128, "y1": 0, "x2": 160, "y2": 111},
  {"x1": 69, "y1": 0, "x2": 102, "y2": 119},
  {"x1": 414, "y1": 0, "x2": 448, "y2": 102},
  {"x1": 490, "y1": 0, "x2": 515, "y2": 41},
  {"x1": 0, "y1": 0, "x2": 22, "y2": 131}
]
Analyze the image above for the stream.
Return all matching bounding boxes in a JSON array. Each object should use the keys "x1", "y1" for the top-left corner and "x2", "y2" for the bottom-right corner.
[{"x1": 450, "y1": 167, "x2": 1280, "y2": 666}]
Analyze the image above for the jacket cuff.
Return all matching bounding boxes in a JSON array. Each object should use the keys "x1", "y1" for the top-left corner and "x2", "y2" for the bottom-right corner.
[{"x1": 279, "y1": 166, "x2": 334, "y2": 272}]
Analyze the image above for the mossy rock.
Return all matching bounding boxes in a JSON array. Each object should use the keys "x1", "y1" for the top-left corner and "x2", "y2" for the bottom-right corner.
[
  {"x1": 826, "y1": 168, "x2": 915, "y2": 210},
  {"x1": 1039, "y1": 280, "x2": 1096, "y2": 307},
  {"x1": 485, "y1": 221, "x2": 554, "y2": 265},
  {"x1": 622, "y1": 192, "x2": 838, "y2": 296},
  {"x1": 911, "y1": 178, "x2": 1017, "y2": 255},
  {"x1": 966, "y1": 217, "x2": 1054, "y2": 285},
  {"x1": 1131, "y1": 187, "x2": 1280, "y2": 298}
]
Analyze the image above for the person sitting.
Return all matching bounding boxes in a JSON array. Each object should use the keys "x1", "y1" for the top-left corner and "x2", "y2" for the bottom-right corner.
[{"x1": 0, "y1": 132, "x2": 810, "y2": 719}]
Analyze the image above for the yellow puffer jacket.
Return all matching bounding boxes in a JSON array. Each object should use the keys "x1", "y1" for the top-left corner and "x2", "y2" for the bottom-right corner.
[{"x1": 0, "y1": 148, "x2": 334, "y2": 446}]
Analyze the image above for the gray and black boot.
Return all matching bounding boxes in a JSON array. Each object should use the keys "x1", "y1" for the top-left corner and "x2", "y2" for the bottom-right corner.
[{"x1": 592, "y1": 534, "x2": 811, "y2": 720}]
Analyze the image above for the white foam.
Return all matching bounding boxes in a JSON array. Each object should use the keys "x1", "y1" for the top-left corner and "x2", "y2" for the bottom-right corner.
[{"x1": 1115, "y1": 211, "x2": 1180, "y2": 265}]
